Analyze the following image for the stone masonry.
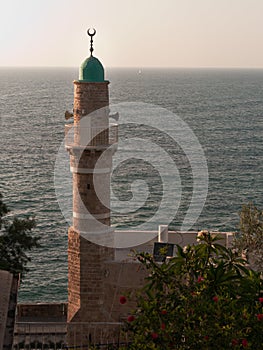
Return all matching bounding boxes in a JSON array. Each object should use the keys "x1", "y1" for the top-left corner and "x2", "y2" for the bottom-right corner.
[{"x1": 67, "y1": 77, "x2": 120, "y2": 346}]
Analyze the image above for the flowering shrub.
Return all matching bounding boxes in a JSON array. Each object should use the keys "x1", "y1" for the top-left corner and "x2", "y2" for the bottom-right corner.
[{"x1": 121, "y1": 232, "x2": 263, "y2": 349}]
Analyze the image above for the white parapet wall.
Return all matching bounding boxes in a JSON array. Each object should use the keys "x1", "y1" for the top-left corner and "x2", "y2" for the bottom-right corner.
[
  {"x1": 114, "y1": 230, "x2": 236, "y2": 261},
  {"x1": 158, "y1": 225, "x2": 169, "y2": 243}
]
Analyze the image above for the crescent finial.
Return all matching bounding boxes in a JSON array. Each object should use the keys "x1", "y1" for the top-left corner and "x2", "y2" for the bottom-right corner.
[{"x1": 87, "y1": 28, "x2": 96, "y2": 56}]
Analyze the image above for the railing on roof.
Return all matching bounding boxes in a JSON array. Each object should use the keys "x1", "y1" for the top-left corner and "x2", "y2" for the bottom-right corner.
[
  {"x1": 13, "y1": 322, "x2": 67, "y2": 350},
  {"x1": 64, "y1": 123, "x2": 118, "y2": 148},
  {"x1": 66, "y1": 322, "x2": 127, "y2": 349},
  {"x1": 13, "y1": 321, "x2": 128, "y2": 350}
]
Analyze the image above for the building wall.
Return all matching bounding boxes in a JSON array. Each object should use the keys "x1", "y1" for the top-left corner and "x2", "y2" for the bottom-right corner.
[
  {"x1": 67, "y1": 229, "x2": 115, "y2": 324},
  {"x1": 73, "y1": 81, "x2": 109, "y2": 123},
  {"x1": 67, "y1": 258, "x2": 147, "y2": 346},
  {"x1": 1, "y1": 273, "x2": 19, "y2": 350},
  {"x1": 103, "y1": 261, "x2": 148, "y2": 322},
  {"x1": 0, "y1": 270, "x2": 15, "y2": 350}
]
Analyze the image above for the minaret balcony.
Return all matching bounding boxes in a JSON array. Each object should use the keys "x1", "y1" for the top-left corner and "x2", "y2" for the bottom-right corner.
[{"x1": 64, "y1": 123, "x2": 118, "y2": 149}]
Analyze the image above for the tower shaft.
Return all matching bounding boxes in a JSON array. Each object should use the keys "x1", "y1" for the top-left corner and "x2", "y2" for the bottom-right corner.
[{"x1": 67, "y1": 80, "x2": 114, "y2": 324}]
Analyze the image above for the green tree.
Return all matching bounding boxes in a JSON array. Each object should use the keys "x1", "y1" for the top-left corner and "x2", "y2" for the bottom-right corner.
[
  {"x1": 121, "y1": 232, "x2": 263, "y2": 349},
  {"x1": 0, "y1": 193, "x2": 40, "y2": 276},
  {"x1": 234, "y1": 203, "x2": 263, "y2": 271}
]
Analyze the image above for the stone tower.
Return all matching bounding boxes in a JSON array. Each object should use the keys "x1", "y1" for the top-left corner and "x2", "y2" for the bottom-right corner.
[{"x1": 65, "y1": 29, "x2": 117, "y2": 346}]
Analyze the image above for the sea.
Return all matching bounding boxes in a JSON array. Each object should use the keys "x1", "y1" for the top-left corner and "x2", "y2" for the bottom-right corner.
[{"x1": 0, "y1": 67, "x2": 262, "y2": 302}]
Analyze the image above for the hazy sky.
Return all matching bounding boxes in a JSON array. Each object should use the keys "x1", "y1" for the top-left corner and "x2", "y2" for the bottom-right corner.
[{"x1": 1, "y1": 0, "x2": 263, "y2": 68}]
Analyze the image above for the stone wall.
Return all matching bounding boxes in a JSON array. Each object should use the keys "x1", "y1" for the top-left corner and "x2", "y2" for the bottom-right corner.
[
  {"x1": 67, "y1": 258, "x2": 147, "y2": 346},
  {"x1": 0, "y1": 270, "x2": 16, "y2": 350},
  {"x1": 67, "y1": 228, "x2": 114, "y2": 324},
  {"x1": 73, "y1": 81, "x2": 109, "y2": 123},
  {"x1": 103, "y1": 261, "x2": 148, "y2": 322},
  {"x1": 16, "y1": 303, "x2": 67, "y2": 321}
]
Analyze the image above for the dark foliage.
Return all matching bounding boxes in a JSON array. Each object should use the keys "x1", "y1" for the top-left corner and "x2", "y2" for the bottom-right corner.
[{"x1": 0, "y1": 193, "x2": 40, "y2": 276}]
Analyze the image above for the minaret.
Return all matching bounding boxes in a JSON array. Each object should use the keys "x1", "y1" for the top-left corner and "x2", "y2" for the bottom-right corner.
[{"x1": 66, "y1": 29, "x2": 117, "y2": 345}]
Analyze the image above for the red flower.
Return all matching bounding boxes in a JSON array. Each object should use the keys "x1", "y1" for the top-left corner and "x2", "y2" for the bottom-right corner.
[
  {"x1": 119, "y1": 296, "x2": 127, "y2": 305},
  {"x1": 151, "y1": 332, "x2": 158, "y2": 340},
  {"x1": 259, "y1": 297, "x2": 263, "y2": 303},
  {"x1": 127, "y1": 315, "x2": 135, "y2": 322},
  {"x1": 257, "y1": 313, "x2": 263, "y2": 321},
  {"x1": 161, "y1": 323, "x2": 165, "y2": 330},
  {"x1": 204, "y1": 335, "x2": 209, "y2": 341},
  {"x1": 161, "y1": 310, "x2": 167, "y2": 315},
  {"x1": 232, "y1": 339, "x2": 238, "y2": 346},
  {"x1": 242, "y1": 339, "x2": 248, "y2": 347},
  {"x1": 197, "y1": 276, "x2": 204, "y2": 283},
  {"x1": 212, "y1": 296, "x2": 219, "y2": 303}
]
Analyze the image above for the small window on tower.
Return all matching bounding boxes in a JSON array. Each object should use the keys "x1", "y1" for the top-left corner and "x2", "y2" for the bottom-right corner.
[{"x1": 87, "y1": 184, "x2": 91, "y2": 190}]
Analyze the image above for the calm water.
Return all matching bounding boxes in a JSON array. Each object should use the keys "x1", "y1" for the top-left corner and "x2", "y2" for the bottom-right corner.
[{"x1": 0, "y1": 67, "x2": 262, "y2": 302}]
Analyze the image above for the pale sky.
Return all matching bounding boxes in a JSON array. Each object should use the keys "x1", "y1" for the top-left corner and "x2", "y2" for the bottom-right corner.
[{"x1": 1, "y1": 0, "x2": 263, "y2": 68}]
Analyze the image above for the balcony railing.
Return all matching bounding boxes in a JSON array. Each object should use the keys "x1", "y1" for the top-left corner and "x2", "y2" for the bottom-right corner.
[{"x1": 65, "y1": 123, "x2": 118, "y2": 148}]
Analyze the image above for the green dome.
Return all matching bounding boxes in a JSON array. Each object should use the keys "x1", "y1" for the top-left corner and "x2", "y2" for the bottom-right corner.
[{"x1": 79, "y1": 55, "x2": 105, "y2": 82}]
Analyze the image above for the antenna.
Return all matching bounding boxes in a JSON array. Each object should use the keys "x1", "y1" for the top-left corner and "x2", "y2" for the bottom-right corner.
[{"x1": 87, "y1": 28, "x2": 96, "y2": 56}]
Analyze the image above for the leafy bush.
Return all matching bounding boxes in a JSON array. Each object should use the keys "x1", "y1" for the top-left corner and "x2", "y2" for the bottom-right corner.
[
  {"x1": 234, "y1": 203, "x2": 263, "y2": 271},
  {"x1": 0, "y1": 193, "x2": 40, "y2": 276},
  {"x1": 121, "y1": 231, "x2": 263, "y2": 349}
]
